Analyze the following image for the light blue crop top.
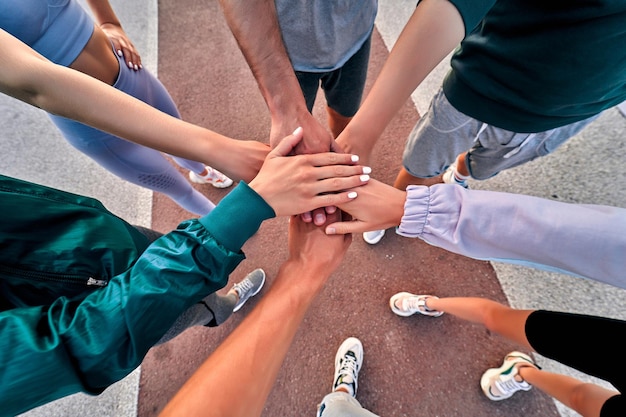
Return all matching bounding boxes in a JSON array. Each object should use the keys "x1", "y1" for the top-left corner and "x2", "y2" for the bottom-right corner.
[{"x1": 0, "y1": 0, "x2": 94, "y2": 66}]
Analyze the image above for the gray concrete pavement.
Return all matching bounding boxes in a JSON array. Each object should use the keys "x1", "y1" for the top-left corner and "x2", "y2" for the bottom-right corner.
[{"x1": 2, "y1": 0, "x2": 624, "y2": 416}]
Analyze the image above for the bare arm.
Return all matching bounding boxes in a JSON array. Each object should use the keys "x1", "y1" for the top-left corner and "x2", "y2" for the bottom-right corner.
[
  {"x1": 218, "y1": 0, "x2": 334, "y2": 153},
  {"x1": 0, "y1": 29, "x2": 269, "y2": 182},
  {"x1": 159, "y1": 212, "x2": 352, "y2": 417},
  {"x1": 336, "y1": 0, "x2": 465, "y2": 162}
]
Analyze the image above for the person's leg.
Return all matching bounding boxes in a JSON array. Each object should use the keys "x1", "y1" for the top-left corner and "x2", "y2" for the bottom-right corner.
[
  {"x1": 322, "y1": 36, "x2": 371, "y2": 138},
  {"x1": 156, "y1": 269, "x2": 266, "y2": 344},
  {"x1": 295, "y1": 71, "x2": 323, "y2": 113},
  {"x1": 390, "y1": 293, "x2": 533, "y2": 348},
  {"x1": 391, "y1": 293, "x2": 623, "y2": 415},
  {"x1": 364, "y1": 90, "x2": 479, "y2": 244},
  {"x1": 519, "y1": 366, "x2": 618, "y2": 417},
  {"x1": 46, "y1": 118, "x2": 216, "y2": 215},
  {"x1": 317, "y1": 337, "x2": 379, "y2": 417}
]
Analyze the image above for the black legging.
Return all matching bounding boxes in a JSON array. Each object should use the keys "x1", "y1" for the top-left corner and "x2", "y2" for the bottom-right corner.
[{"x1": 526, "y1": 310, "x2": 625, "y2": 416}]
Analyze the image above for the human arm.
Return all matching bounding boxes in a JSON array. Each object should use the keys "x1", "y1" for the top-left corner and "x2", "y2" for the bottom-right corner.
[
  {"x1": 0, "y1": 28, "x2": 268, "y2": 182},
  {"x1": 85, "y1": 0, "x2": 142, "y2": 69},
  {"x1": 159, "y1": 212, "x2": 352, "y2": 417},
  {"x1": 217, "y1": 0, "x2": 334, "y2": 153},
  {"x1": 329, "y1": 182, "x2": 626, "y2": 288},
  {"x1": 335, "y1": 0, "x2": 465, "y2": 163}
]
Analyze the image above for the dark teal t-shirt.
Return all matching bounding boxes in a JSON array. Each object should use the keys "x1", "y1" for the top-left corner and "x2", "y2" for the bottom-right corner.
[{"x1": 443, "y1": 0, "x2": 626, "y2": 132}]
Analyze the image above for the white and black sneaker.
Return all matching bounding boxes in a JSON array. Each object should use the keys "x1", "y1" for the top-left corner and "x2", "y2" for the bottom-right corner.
[{"x1": 332, "y1": 337, "x2": 364, "y2": 398}]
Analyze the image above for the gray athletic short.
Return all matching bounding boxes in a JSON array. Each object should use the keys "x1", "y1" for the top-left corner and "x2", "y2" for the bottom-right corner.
[{"x1": 402, "y1": 88, "x2": 599, "y2": 180}]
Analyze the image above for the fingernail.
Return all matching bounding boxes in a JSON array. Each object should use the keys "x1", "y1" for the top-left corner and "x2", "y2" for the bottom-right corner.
[
  {"x1": 117, "y1": 49, "x2": 123, "y2": 57},
  {"x1": 134, "y1": 64, "x2": 139, "y2": 71},
  {"x1": 351, "y1": 155, "x2": 359, "y2": 162},
  {"x1": 127, "y1": 61, "x2": 133, "y2": 69},
  {"x1": 362, "y1": 166, "x2": 372, "y2": 174},
  {"x1": 360, "y1": 174, "x2": 370, "y2": 182},
  {"x1": 315, "y1": 213, "x2": 324, "y2": 223},
  {"x1": 292, "y1": 126, "x2": 303, "y2": 135},
  {"x1": 348, "y1": 191, "x2": 357, "y2": 198},
  {"x1": 326, "y1": 227, "x2": 336, "y2": 235}
]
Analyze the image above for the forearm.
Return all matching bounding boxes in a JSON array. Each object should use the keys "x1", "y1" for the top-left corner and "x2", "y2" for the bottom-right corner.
[
  {"x1": 398, "y1": 184, "x2": 626, "y2": 287},
  {"x1": 217, "y1": 0, "x2": 312, "y2": 146},
  {"x1": 160, "y1": 260, "x2": 326, "y2": 417},
  {"x1": 0, "y1": 30, "x2": 255, "y2": 177},
  {"x1": 343, "y1": 0, "x2": 464, "y2": 150}
]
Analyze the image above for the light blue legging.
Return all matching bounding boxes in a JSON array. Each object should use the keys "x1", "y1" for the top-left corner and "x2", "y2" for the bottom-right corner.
[{"x1": 48, "y1": 52, "x2": 215, "y2": 215}]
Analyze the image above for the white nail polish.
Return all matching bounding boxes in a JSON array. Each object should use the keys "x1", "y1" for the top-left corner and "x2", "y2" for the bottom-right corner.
[
  {"x1": 292, "y1": 126, "x2": 303, "y2": 135},
  {"x1": 362, "y1": 166, "x2": 372, "y2": 174},
  {"x1": 348, "y1": 191, "x2": 357, "y2": 198},
  {"x1": 351, "y1": 155, "x2": 359, "y2": 162},
  {"x1": 360, "y1": 175, "x2": 370, "y2": 182},
  {"x1": 117, "y1": 49, "x2": 123, "y2": 57},
  {"x1": 134, "y1": 64, "x2": 139, "y2": 71},
  {"x1": 128, "y1": 61, "x2": 133, "y2": 69}
]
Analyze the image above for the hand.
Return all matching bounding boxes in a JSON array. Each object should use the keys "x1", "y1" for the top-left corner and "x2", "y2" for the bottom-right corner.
[
  {"x1": 100, "y1": 23, "x2": 142, "y2": 70},
  {"x1": 249, "y1": 127, "x2": 370, "y2": 217},
  {"x1": 269, "y1": 109, "x2": 334, "y2": 154},
  {"x1": 214, "y1": 140, "x2": 270, "y2": 183},
  {"x1": 287, "y1": 210, "x2": 352, "y2": 284},
  {"x1": 335, "y1": 130, "x2": 375, "y2": 167},
  {"x1": 325, "y1": 179, "x2": 406, "y2": 235}
]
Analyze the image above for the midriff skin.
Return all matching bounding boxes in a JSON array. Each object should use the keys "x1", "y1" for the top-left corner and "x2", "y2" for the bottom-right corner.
[{"x1": 69, "y1": 24, "x2": 119, "y2": 85}]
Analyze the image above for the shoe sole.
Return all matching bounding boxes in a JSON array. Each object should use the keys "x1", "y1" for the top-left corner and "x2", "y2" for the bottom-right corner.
[
  {"x1": 363, "y1": 229, "x2": 385, "y2": 245},
  {"x1": 188, "y1": 171, "x2": 234, "y2": 188},
  {"x1": 480, "y1": 351, "x2": 534, "y2": 401}
]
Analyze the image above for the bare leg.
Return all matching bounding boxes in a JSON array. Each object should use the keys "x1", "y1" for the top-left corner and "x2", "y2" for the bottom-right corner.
[
  {"x1": 455, "y1": 152, "x2": 470, "y2": 177},
  {"x1": 327, "y1": 106, "x2": 352, "y2": 139},
  {"x1": 519, "y1": 367, "x2": 618, "y2": 417},
  {"x1": 393, "y1": 166, "x2": 444, "y2": 190},
  {"x1": 424, "y1": 297, "x2": 533, "y2": 349}
]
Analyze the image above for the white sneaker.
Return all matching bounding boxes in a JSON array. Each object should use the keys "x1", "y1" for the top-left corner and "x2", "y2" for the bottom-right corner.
[
  {"x1": 481, "y1": 351, "x2": 538, "y2": 401},
  {"x1": 442, "y1": 163, "x2": 469, "y2": 188},
  {"x1": 363, "y1": 229, "x2": 385, "y2": 245},
  {"x1": 189, "y1": 166, "x2": 233, "y2": 188},
  {"x1": 332, "y1": 337, "x2": 364, "y2": 398}
]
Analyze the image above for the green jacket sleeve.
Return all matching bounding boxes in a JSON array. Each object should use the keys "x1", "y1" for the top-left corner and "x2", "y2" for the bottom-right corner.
[{"x1": 0, "y1": 182, "x2": 275, "y2": 416}]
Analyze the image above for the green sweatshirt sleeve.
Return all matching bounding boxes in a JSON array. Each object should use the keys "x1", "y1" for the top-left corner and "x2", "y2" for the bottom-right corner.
[{"x1": 0, "y1": 183, "x2": 275, "y2": 416}]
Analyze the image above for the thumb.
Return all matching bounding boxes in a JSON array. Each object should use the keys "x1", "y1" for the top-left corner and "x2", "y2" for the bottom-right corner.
[{"x1": 271, "y1": 126, "x2": 304, "y2": 157}]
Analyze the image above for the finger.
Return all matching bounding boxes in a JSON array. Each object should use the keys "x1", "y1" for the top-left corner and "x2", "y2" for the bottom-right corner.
[
  {"x1": 313, "y1": 174, "x2": 370, "y2": 195},
  {"x1": 306, "y1": 190, "x2": 359, "y2": 216},
  {"x1": 325, "y1": 205, "x2": 337, "y2": 214},
  {"x1": 300, "y1": 211, "x2": 313, "y2": 223},
  {"x1": 313, "y1": 164, "x2": 372, "y2": 181},
  {"x1": 324, "y1": 219, "x2": 365, "y2": 235},
  {"x1": 271, "y1": 126, "x2": 304, "y2": 158},
  {"x1": 312, "y1": 207, "x2": 327, "y2": 226},
  {"x1": 304, "y1": 151, "x2": 359, "y2": 168}
]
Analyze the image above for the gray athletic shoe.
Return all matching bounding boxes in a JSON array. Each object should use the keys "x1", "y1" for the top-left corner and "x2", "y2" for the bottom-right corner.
[{"x1": 232, "y1": 268, "x2": 266, "y2": 312}]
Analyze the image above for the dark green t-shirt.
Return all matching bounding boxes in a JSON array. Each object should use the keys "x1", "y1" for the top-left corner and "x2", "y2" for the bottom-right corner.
[{"x1": 444, "y1": 0, "x2": 626, "y2": 132}]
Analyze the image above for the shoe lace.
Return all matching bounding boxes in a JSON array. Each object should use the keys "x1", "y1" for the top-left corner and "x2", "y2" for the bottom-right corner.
[
  {"x1": 404, "y1": 297, "x2": 424, "y2": 313},
  {"x1": 234, "y1": 278, "x2": 253, "y2": 297},
  {"x1": 494, "y1": 373, "x2": 526, "y2": 395},
  {"x1": 338, "y1": 352, "x2": 359, "y2": 384}
]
